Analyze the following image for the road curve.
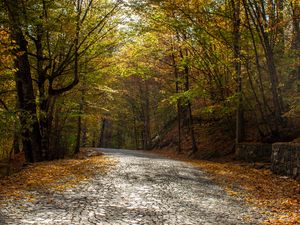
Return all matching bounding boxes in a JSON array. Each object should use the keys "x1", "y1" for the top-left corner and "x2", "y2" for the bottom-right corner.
[{"x1": 1, "y1": 148, "x2": 264, "y2": 224}]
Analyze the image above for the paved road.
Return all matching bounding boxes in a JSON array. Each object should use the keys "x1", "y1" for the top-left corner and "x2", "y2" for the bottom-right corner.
[{"x1": 1, "y1": 148, "x2": 264, "y2": 224}]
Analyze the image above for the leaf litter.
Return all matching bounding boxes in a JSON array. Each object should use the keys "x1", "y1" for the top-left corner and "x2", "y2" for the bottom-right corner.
[
  {"x1": 0, "y1": 148, "x2": 116, "y2": 202},
  {"x1": 153, "y1": 149, "x2": 300, "y2": 224}
]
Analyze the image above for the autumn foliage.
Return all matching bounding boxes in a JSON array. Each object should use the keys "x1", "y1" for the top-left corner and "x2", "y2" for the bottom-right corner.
[{"x1": 0, "y1": 150, "x2": 116, "y2": 201}]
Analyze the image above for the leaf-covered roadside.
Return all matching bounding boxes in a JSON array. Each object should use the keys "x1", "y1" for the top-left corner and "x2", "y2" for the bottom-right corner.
[
  {"x1": 0, "y1": 149, "x2": 116, "y2": 201},
  {"x1": 190, "y1": 161, "x2": 300, "y2": 224},
  {"x1": 152, "y1": 149, "x2": 300, "y2": 224}
]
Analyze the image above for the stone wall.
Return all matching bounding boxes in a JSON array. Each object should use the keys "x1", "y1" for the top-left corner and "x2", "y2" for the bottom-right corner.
[
  {"x1": 271, "y1": 143, "x2": 300, "y2": 181},
  {"x1": 0, "y1": 163, "x2": 10, "y2": 177},
  {"x1": 235, "y1": 143, "x2": 272, "y2": 162}
]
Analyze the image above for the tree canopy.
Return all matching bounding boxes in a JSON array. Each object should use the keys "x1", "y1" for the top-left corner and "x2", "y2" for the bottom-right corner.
[{"x1": 0, "y1": 0, "x2": 299, "y2": 162}]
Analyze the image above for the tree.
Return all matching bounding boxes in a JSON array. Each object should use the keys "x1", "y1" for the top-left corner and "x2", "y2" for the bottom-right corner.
[
  {"x1": 2, "y1": 0, "x2": 122, "y2": 162},
  {"x1": 4, "y1": 0, "x2": 42, "y2": 162}
]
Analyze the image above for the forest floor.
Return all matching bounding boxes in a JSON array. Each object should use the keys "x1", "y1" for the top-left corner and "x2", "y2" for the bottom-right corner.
[
  {"x1": 153, "y1": 149, "x2": 300, "y2": 224},
  {"x1": 0, "y1": 148, "x2": 115, "y2": 202}
]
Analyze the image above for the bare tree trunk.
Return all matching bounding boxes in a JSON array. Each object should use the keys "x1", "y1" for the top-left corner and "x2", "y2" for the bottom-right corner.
[
  {"x1": 171, "y1": 51, "x2": 182, "y2": 154},
  {"x1": 99, "y1": 118, "x2": 108, "y2": 148},
  {"x1": 74, "y1": 0, "x2": 81, "y2": 154},
  {"x1": 13, "y1": 113, "x2": 20, "y2": 154},
  {"x1": 75, "y1": 93, "x2": 84, "y2": 154},
  {"x1": 144, "y1": 81, "x2": 151, "y2": 149},
  {"x1": 52, "y1": 106, "x2": 62, "y2": 158},
  {"x1": 245, "y1": 0, "x2": 284, "y2": 135},
  {"x1": 92, "y1": 131, "x2": 96, "y2": 147},
  {"x1": 180, "y1": 48, "x2": 198, "y2": 155},
  {"x1": 245, "y1": 59, "x2": 270, "y2": 137},
  {"x1": 258, "y1": 1, "x2": 282, "y2": 121},
  {"x1": 243, "y1": 1, "x2": 271, "y2": 113},
  {"x1": 81, "y1": 121, "x2": 87, "y2": 147},
  {"x1": 232, "y1": 0, "x2": 244, "y2": 143},
  {"x1": 75, "y1": 116, "x2": 82, "y2": 154},
  {"x1": 187, "y1": 102, "x2": 198, "y2": 155},
  {"x1": 132, "y1": 109, "x2": 139, "y2": 149},
  {"x1": 13, "y1": 131, "x2": 20, "y2": 154},
  {"x1": 290, "y1": 1, "x2": 300, "y2": 92}
]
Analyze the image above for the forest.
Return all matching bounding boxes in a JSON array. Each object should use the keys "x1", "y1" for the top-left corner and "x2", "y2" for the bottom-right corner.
[
  {"x1": 0, "y1": 0, "x2": 300, "y2": 224},
  {"x1": 0, "y1": 0, "x2": 299, "y2": 163}
]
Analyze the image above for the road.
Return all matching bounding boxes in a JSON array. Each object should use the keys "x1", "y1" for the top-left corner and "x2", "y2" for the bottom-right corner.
[{"x1": 1, "y1": 148, "x2": 264, "y2": 224}]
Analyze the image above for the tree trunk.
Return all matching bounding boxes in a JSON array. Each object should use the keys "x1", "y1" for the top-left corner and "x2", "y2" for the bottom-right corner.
[
  {"x1": 99, "y1": 118, "x2": 108, "y2": 148},
  {"x1": 5, "y1": 0, "x2": 42, "y2": 163},
  {"x1": 180, "y1": 48, "x2": 198, "y2": 155},
  {"x1": 232, "y1": 0, "x2": 244, "y2": 143},
  {"x1": 290, "y1": 1, "x2": 300, "y2": 92},
  {"x1": 35, "y1": 20, "x2": 52, "y2": 161},
  {"x1": 75, "y1": 114, "x2": 82, "y2": 154},
  {"x1": 132, "y1": 109, "x2": 139, "y2": 149},
  {"x1": 82, "y1": 121, "x2": 87, "y2": 147},
  {"x1": 144, "y1": 81, "x2": 151, "y2": 150},
  {"x1": 252, "y1": 1, "x2": 283, "y2": 126},
  {"x1": 187, "y1": 101, "x2": 198, "y2": 155},
  {"x1": 265, "y1": 45, "x2": 283, "y2": 125},
  {"x1": 92, "y1": 131, "x2": 96, "y2": 147},
  {"x1": 75, "y1": 92, "x2": 84, "y2": 154},
  {"x1": 52, "y1": 106, "x2": 62, "y2": 158},
  {"x1": 171, "y1": 51, "x2": 182, "y2": 154},
  {"x1": 13, "y1": 131, "x2": 20, "y2": 154},
  {"x1": 74, "y1": 0, "x2": 81, "y2": 154},
  {"x1": 243, "y1": 1, "x2": 271, "y2": 121}
]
